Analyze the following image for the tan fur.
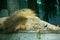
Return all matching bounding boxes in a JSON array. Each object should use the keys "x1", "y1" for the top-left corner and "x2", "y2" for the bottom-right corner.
[
  {"x1": 1, "y1": 8, "x2": 59, "y2": 33},
  {"x1": 1, "y1": 8, "x2": 37, "y2": 33}
]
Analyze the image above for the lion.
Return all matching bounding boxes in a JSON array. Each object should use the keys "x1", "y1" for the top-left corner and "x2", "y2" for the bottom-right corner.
[
  {"x1": 1, "y1": 8, "x2": 39, "y2": 33},
  {"x1": 0, "y1": 8, "x2": 60, "y2": 33}
]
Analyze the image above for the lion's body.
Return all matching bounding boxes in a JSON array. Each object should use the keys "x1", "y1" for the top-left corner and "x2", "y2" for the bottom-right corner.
[{"x1": 0, "y1": 8, "x2": 60, "y2": 33}]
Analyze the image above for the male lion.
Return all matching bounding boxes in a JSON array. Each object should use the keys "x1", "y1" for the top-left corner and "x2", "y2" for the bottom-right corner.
[{"x1": 0, "y1": 8, "x2": 59, "y2": 33}]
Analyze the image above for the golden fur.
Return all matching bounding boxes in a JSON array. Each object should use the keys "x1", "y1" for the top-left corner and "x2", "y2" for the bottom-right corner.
[
  {"x1": 0, "y1": 8, "x2": 59, "y2": 33},
  {"x1": 1, "y1": 8, "x2": 37, "y2": 33}
]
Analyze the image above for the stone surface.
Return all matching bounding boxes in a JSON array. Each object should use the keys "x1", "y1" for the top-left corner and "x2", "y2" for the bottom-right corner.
[{"x1": 0, "y1": 31, "x2": 60, "y2": 40}]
